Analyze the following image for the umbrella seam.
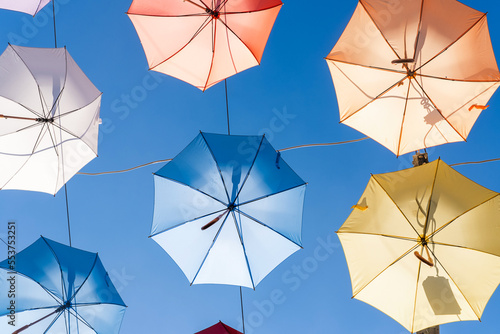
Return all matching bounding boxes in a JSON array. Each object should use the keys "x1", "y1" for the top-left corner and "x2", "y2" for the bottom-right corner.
[
  {"x1": 231, "y1": 210, "x2": 256, "y2": 289},
  {"x1": 422, "y1": 159, "x2": 442, "y2": 238},
  {"x1": 149, "y1": 208, "x2": 228, "y2": 237},
  {"x1": 236, "y1": 183, "x2": 306, "y2": 208},
  {"x1": 444, "y1": 81, "x2": 500, "y2": 120},
  {"x1": 396, "y1": 78, "x2": 412, "y2": 156},
  {"x1": 232, "y1": 136, "x2": 265, "y2": 205}
]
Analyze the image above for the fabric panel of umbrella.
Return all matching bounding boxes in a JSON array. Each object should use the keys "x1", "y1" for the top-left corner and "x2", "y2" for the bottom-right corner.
[
  {"x1": 337, "y1": 159, "x2": 500, "y2": 332},
  {"x1": 0, "y1": 45, "x2": 101, "y2": 195},
  {"x1": 150, "y1": 132, "x2": 306, "y2": 289},
  {"x1": 127, "y1": 0, "x2": 283, "y2": 91},
  {"x1": 0, "y1": 0, "x2": 50, "y2": 16},
  {"x1": 0, "y1": 236, "x2": 126, "y2": 333},
  {"x1": 326, "y1": 0, "x2": 500, "y2": 156}
]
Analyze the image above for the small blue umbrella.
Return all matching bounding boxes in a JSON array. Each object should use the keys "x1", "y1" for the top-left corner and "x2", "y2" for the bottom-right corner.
[
  {"x1": 0, "y1": 237, "x2": 126, "y2": 334},
  {"x1": 150, "y1": 132, "x2": 307, "y2": 288}
]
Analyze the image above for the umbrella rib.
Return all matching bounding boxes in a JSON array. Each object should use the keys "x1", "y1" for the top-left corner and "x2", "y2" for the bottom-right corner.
[
  {"x1": 331, "y1": 61, "x2": 407, "y2": 124},
  {"x1": 231, "y1": 210, "x2": 256, "y2": 289},
  {"x1": 422, "y1": 159, "x2": 441, "y2": 238},
  {"x1": 371, "y1": 175, "x2": 421, "y2": 237},
  {"x1": 0, "y1": 269, "x2": 62, "y2": 306},
  {"x1": 428, "y1": 193, "x2": 500, "y2": 241},
  {"x1": 217, "y1": 14, "x2": 260, "y2": 67},
  {"x1": 67, "y1": 304, "x2": 97, "y2": 333},
  {"x1": 236, "y1": 183, "x2": 306, "y2": 207},
  {"x1": 67, "y1": 254, "x2": 99, "y2": 305},
  {"x1": 325, "y1": 59, "x2": 407, "y2": 76},
  {"x1": 42, "y1": 237, "x2": 70, "y2": 303},
  {"x1": 358, "y1": 1, "x2": 401, "y2": 61},
  {"x1": 410, "y1": 0, "x2": 425, "y2": 63},
  {"x1": 202, "y1": 14, "x2": 218, "y2": 90},
  {"x1": 0, "y1": 95, "x2": 44, "y2": 119},
  {"x1": 431, "y1": 241, "x2": 500, "y2": 259},
  {"x1": 190, "y1": 211, "x2": 230, "y2": 285},
  {"x1": 0, "y1": 121, "x2": 43, "y2": 139},
  {"x1": 415, "y1": 13, "x2": 487, "y2": 73},
  {"x1": 396, "y1": 78, "x2": 413, "y2": 156},
  {"x1": 200, "y1": 132, "x2": 231, "y2": 203},
  {"x1": 42, "y1": 309, "x2": 64, "y2": 334},
  {"x1": 232, "y1": 136, "x2": 265, "y2": 204},
  {"x1": 426, "y1": 246, "x2": 482, "y2": 320},
  {"x1": 235, "y1": 209, "x2": 302, "y2": 249},
  {"x1": 149, "y1": 208, "x2": 228, "y2": 237},
  {"x1": 153, "y1": 174, "x2": 227, "y2": 207},
  {"x1": 351, "y1": 243, "x2": 420, "y2": 299},
  {"x1": 413, "y1": 78, "x2": 466, "y2": 141},
  {"x1": 414, "y1": 72, "x2": 500, "y2": 83},
  {"x1": 148, "y1": 15, "x2": 213, "y2": 74},
  {"x1": 335, "y1": 230, "x2": 418, "y2": 243},
  {"x1": 410, "y1": 255, "x2": 423, "y2": 333}
]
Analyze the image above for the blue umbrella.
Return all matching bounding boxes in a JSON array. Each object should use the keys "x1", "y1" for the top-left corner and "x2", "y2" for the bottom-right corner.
[
  {"x1": 151, "y1": 132, "x2": 307, "y2": 288},
  {"x1": 0, "y1": 237, "x2": 126, "y2": 334}
]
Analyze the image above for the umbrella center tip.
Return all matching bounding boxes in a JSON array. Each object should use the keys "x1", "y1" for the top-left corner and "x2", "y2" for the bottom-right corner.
[
  {"x1": 36, "y1": 117, "x2": 55, "y2": 123},
  {"x1": 206, "y1": 8, "x2": 220, "y2": 18}
]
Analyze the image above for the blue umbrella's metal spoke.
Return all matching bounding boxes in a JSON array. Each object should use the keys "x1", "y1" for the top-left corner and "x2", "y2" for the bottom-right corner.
[
  {"x1": 67, "y1": 305, "x2": 97, "y2": 334},
  {"x1": 236, "y1": 183, "x2": 306, "y2": 207},
  {"x1": 231, "y1": 210, "x2": 256, "y2": 289},
  {"x1": 200, "y1": 132, "x2": 232, "y2": 203},
  {"x1": 190, "y1": 211, "x2": 231, "y2": 285},
  {"x1": 68, "y1": 254, "x2": 99, "y2": 304},
  {"x1": 42, "y1": 309, "x2": 64, "y2": 334},
  {"x1": 235, "y1": 209, "x2": 302, "y2": 249},
  {"x1": 149, "y1": 208, "x2": 228, "y2": 237},
  {"x1": 153, "y1": 175, "x2": 228, "y2": 207},
  {"x1": 41, "y1": 237, "x2": 69, "y2": 305},
  {"x1": 232, "y1": 136, "x2": 265, "y2": 204}
]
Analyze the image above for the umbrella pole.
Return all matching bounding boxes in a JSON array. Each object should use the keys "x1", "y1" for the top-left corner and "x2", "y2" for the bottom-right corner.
[
  {"x1": 225, "y1": 79, "x2": 230, "y2": 135},
  {"x1": 240, "y1": 286, "x2": 245, "y2": 333},
  {"x1": 0, "y1": 115, "x2": 38, "y2": 121}
]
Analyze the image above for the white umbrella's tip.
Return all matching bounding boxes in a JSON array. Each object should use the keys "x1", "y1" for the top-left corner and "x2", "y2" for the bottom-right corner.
[{"x1": 98, "y1": 118, "x2": 103, "y2": 125}]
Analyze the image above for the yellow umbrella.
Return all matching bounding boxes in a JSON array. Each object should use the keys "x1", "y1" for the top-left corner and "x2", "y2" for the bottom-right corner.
[
  {"x1": 337, "y1": 159, "x2": 500, "y2": 332},
  {"x1": 326, "y1": 0, "x2": 500, "y2": 156}
]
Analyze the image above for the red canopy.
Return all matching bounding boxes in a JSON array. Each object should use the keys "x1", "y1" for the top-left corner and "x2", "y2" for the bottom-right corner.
[{"x1": 195, "y1": 321, "x2": 243, "y2": 334}]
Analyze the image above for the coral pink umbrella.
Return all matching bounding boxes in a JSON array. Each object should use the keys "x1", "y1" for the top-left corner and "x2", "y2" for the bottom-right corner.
[
  {"x1": 127, "y1": 0, "x2": 282, "y2": 91},
  {"x1": 195, "y1": 321, "x2": 243, "y2": 334}
]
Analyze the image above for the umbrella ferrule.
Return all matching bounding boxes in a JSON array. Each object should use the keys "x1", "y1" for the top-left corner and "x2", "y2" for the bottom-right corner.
[
  {"x1": 206, "y1": 8, "x2": 220, "y2": 18},
  {"x1": 36, "y1": 117, "x2": 55, "y2": 123}
]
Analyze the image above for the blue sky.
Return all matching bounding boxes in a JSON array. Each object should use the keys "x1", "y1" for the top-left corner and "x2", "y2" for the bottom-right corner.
[{"x1": 1, "y1": 0, "x2": 500, "y2": 333}]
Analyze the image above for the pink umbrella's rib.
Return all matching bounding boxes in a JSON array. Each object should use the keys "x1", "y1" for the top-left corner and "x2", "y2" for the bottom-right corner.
[
  {"x1": 201, "y1": 10, "x2": 218, "y2": 90},
  {"x1": 439, "y1": 82, "x2": 499, "y2": 120},
  {"x1": 200, "y1": 132, "x2": 232, "y2": 203},
  {"x1": 184, "y1": 0, "x2": 208, "y2": 11},
  {"x1": 412, "y1": 78, "x2": 466, "y2": 141},
  {"x1": 396, "y1": 79, "x2": 413, "y2": 156},
  {"x1": 411, "y1": 0, "x2": 425, "y2": 63},
  {"x1": 331, "y1": 62, "x2": 407, "y2": 123},
  {"x1": 231, "y1": 210, "x2": 256, "y2": 289},
  {"x1": 426, "y1": 246, "x2": 482, "y2": 320},
  {"x1": 222, "y1": 9, "x2": 238, "y2": 74},
  {"x1": 190, "y1": 212, "x2": 231, "y2": 285},
  {"x1": 415, "y1": 72, "x2": 500, "y2": 83},
  {"x1": 148, "y1": 15, "x2": 213, "y2": 72},
  {"x1": 235, "y1": 209, "x2": 302, "y2": 249},
  {"x1": 415, "y1": 13, "x2": 487, "y2": 73},
  {"x1": 371, "y1": 175, "x2": 421, "y2": 237},
  {"x1": 326, "y1": 58, "x2": 408, "y2": 76},
  {"x1": 358, "y1": 1, "x2": 402, "y2": 61},
  {"x1": 149, "y1": 208, "x2": 229, "y2": 237},
  {"x1": 428, "y1": 193, "x2": 500, "y2": 241}
]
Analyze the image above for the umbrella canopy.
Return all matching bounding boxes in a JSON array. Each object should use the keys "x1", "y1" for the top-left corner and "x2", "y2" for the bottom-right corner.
[
  {"x1": 0, "y1": 45, "x2": 101, "y2": 195},
  {"x1": 127, "y1": 0, "x2": 283, "y2": 91},
  {"x1": 326, "y1": 0, "x2": 500, "y2": 156},
  {"x1": 0, "y1": 0, "x2": 50, "y2": 16},
  {"x1": 151, "y1": 132, "x2": 306, "y2": 288},
  {"x1": 337, "y1": 159, "x2": 500, "y2": 332},
  {"x1": 0, "y1": 236, "x2": 126, "y2": 333},
  {"x1": 195, "y1": 321, "x2": 243, "y2": 334}
]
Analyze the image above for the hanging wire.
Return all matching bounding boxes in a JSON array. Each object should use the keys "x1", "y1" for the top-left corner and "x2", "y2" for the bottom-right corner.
[
  {"x1": 52, "y1": 0, "x2": 57, "y2": 48},
  {"x1": 225, "y1": 79, "x2": 230, "y2": 135},
  {"x1": 64, "y1": 184, "x2": 72, "y2": 247},
  {"x1": 77, "y1": 159, "x2": 172, "y2": 176},
  {"x1": 278, "y1": 137, "x2": 369, "y2": 152},
  {"x1": 449, "y1": 157, "x2": 500, "y2": 167},
  {"x1": 240, "y1": 286, "x2": 245, "y2": 333}
]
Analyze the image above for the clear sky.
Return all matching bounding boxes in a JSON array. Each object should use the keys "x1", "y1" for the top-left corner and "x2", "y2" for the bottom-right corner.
[{"x1": 1, "y1": 0, "x2": 500, "y2": 333}]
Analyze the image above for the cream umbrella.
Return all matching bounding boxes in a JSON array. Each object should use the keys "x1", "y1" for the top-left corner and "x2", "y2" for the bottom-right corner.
[
  {"x1": 326, "y1": 0, "x2": 500, "y2": 156},
  {"x1": 337, "y1": 159, "x2": 500, "y2": 332}
]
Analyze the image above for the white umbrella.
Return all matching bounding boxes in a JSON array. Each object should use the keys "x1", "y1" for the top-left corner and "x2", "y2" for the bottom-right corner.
[
  {"x1": 0, "y1": 45, "x2": 101, "y2": 195},
  {"x1": 0, "y1": 0, "x2": 51, "y2": 16}
]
